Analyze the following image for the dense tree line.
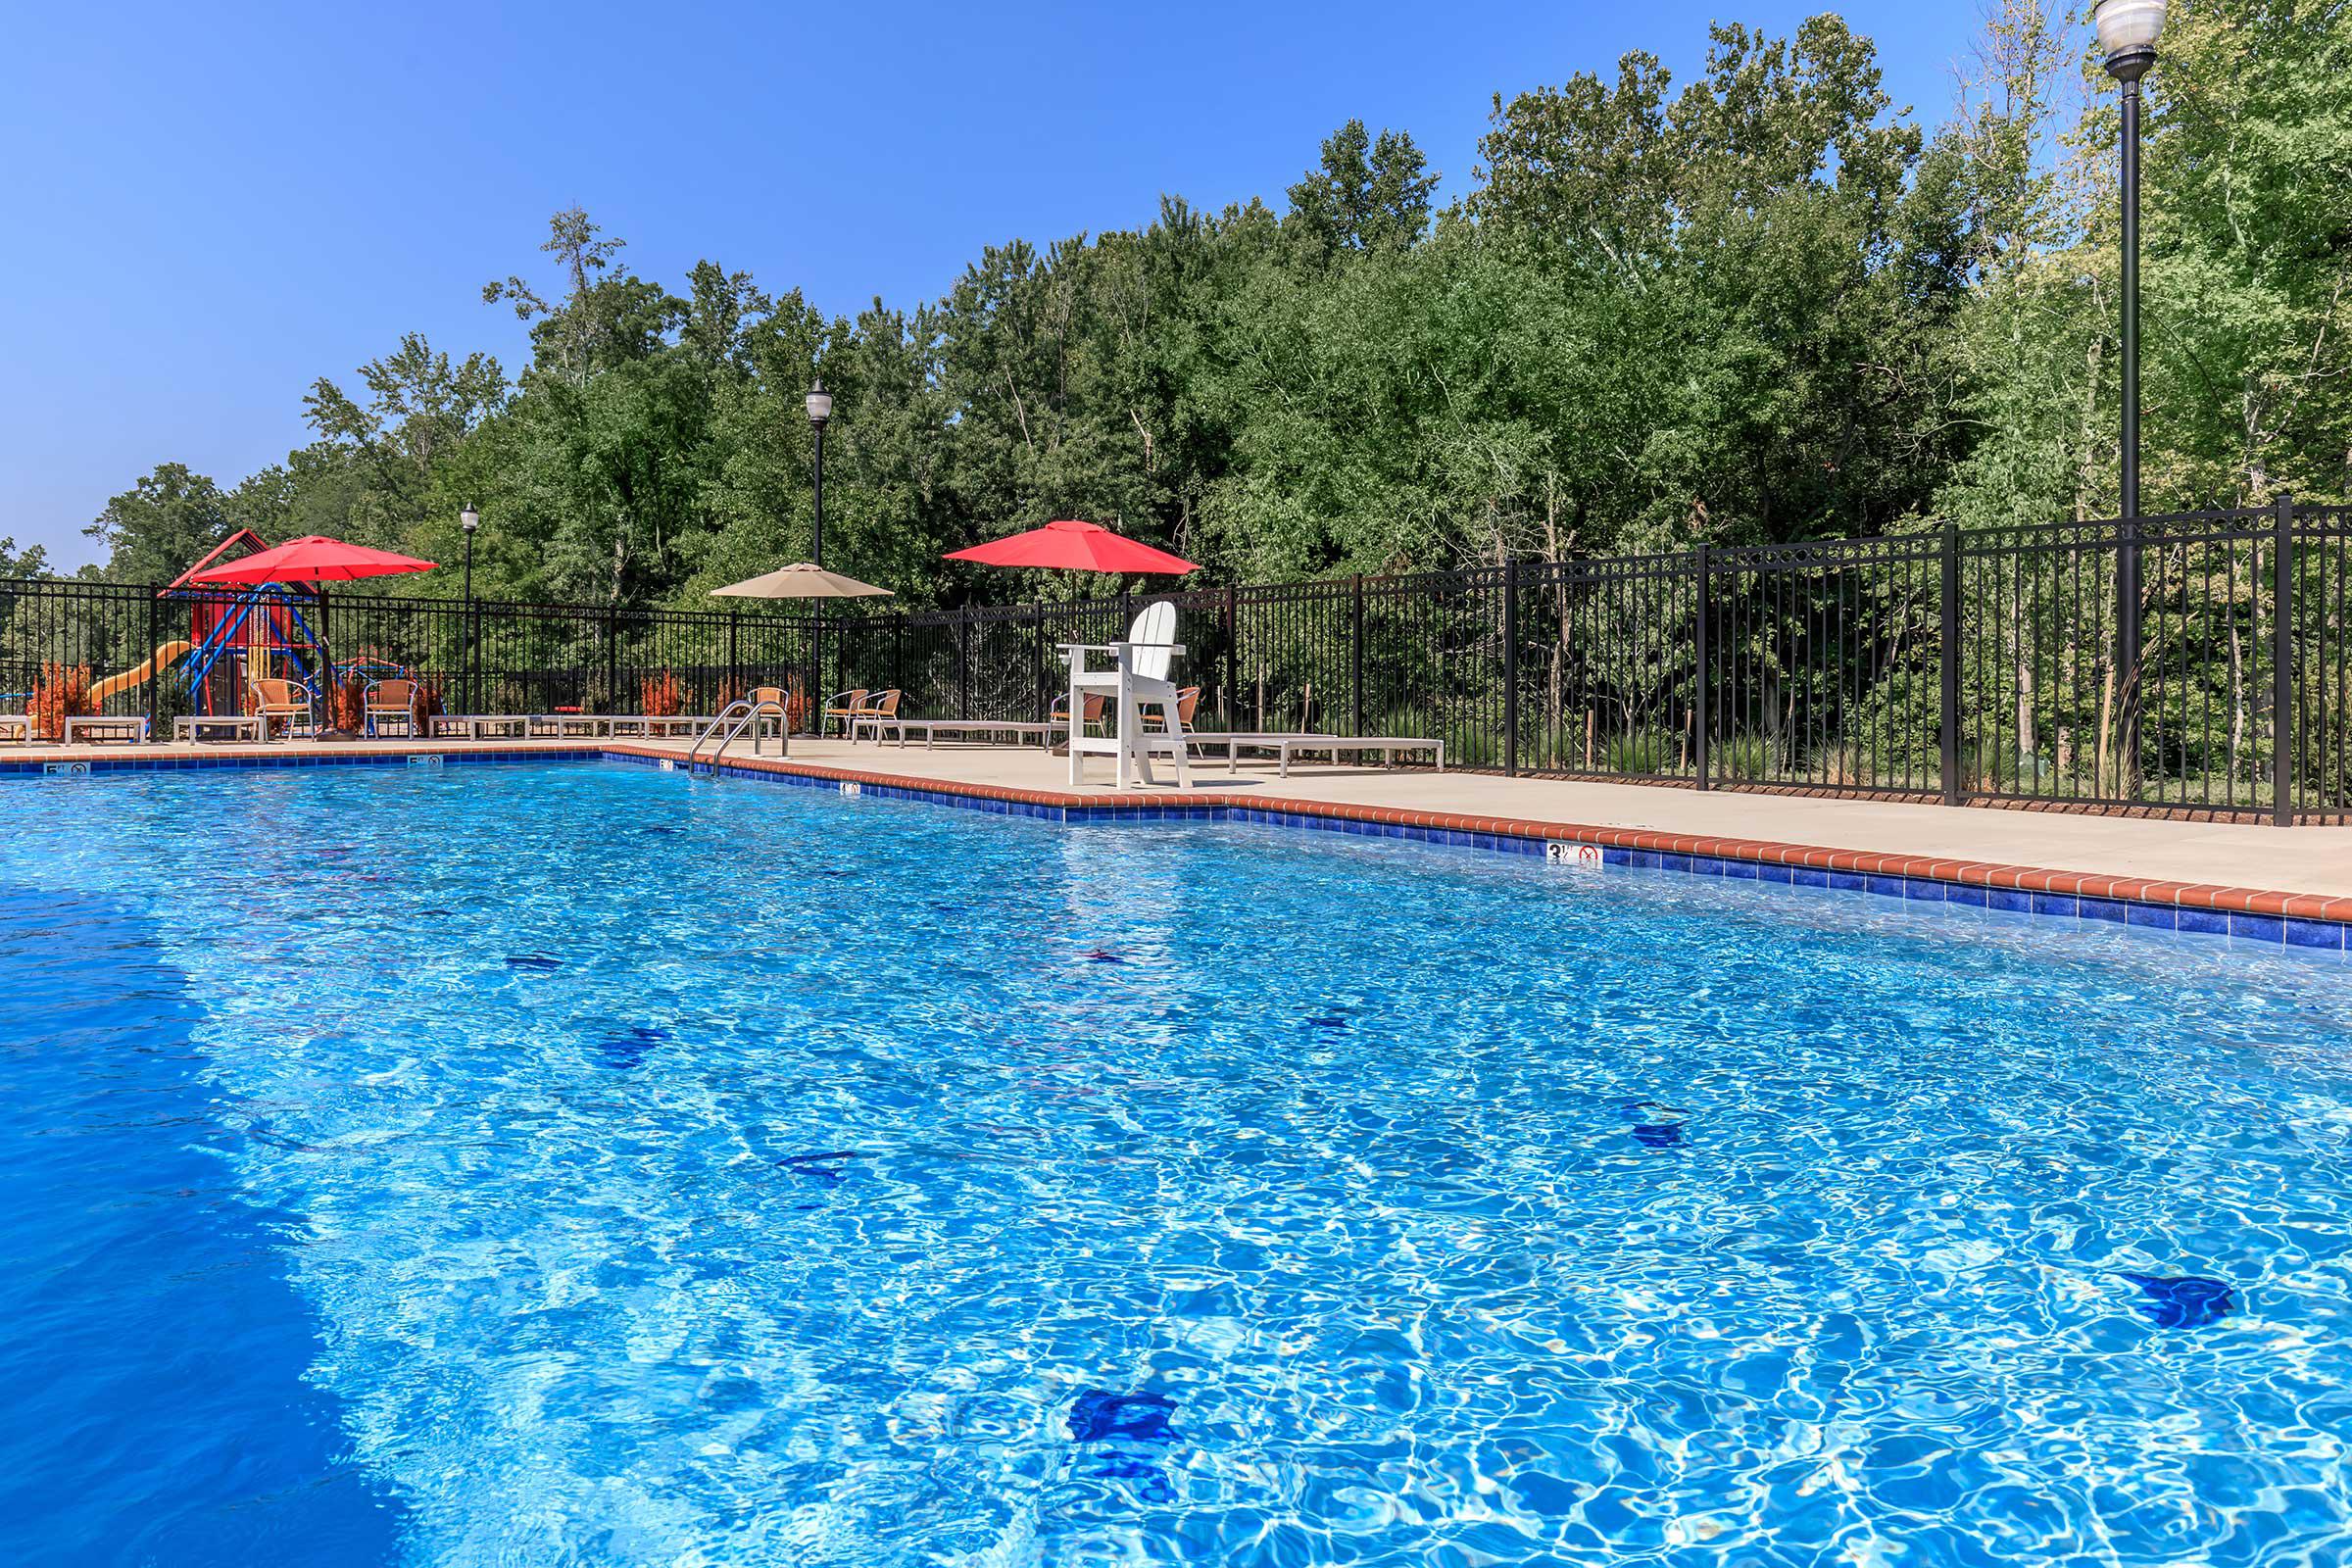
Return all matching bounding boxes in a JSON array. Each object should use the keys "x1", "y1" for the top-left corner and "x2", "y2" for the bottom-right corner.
[{"x1": 65, "y1": 3, "x2": 2352, "y2": 611}]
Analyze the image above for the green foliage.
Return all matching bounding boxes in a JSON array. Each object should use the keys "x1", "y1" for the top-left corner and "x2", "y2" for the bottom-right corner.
[
  {"x1": 1714, "y1": 732, "x2": 1776, "y2": 780},
  {"x1": 83, "y1": 463, "x2": 233, "y2": 585},
  {"x1": 0, "y1": 536, "x2": 49, "y2": 578},
  {"x1": 74, "y1": 4, "x2": 2347, "y2": 619},
  {"x1": 1286, "y1": 120, "x2": 1438, "y2": 256},
  {"x1": 1602, "y1": 729, "x2": 1675, "y2": 774}
]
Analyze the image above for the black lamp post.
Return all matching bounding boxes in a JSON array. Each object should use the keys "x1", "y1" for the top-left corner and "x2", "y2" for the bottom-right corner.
[
  {"x1": 461, "y1": 503, "x2": 479, "y2": 715},
  {"x1": 805, "y1": 379, "x2": 833, "y2": 730},
  {"x1": 806, "y1": 378, "x2": 832, "y2": 566},
  {"x1": 2097, "y1": 0, "x2": 2165, "y2": 785}
]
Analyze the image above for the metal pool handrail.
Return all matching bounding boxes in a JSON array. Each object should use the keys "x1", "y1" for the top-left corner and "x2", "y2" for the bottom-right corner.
[{"x1": 688, "y1": 697, "x2": 787, "y2": 772}]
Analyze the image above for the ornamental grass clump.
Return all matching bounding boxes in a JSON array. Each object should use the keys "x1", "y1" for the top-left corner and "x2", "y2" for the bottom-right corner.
[
  {"x1": 27, "y1": 662, "x2": 95, "y2": 741},
  {"x1": 641, "y1": 668, "x2": 683, "y2": 717}
]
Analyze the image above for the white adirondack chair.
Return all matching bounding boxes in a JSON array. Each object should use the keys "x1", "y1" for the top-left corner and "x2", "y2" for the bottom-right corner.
[{"x1": 1060, "y1": 601, "x2": 1194, "y2": 788}]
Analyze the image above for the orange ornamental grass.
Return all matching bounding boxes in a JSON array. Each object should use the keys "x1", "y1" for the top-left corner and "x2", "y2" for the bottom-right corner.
[
  {"x1": 328, "y1": 673, "x2": 367, "y2": 732},
  {"x1": 27, "y1": 662, "x2": 95, "y2": 741},
  {"x1": 640, "y1": 668, "x2": 683, "y2": 717}
]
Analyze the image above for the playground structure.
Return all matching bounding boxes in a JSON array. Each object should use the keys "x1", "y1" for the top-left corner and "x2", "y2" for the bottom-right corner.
[
  {"x1": 160, "y1": 532, "x2": 334, "y2": 725},
  {"x1": 178, "y1": 583, "x2": 332, "y2": 722},
  {"x1": 18, "y1": 532, "x2": 421, "y2": 736}
]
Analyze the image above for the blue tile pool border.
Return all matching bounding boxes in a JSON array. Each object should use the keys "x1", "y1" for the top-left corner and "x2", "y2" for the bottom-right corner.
[
  {"x1": 620, "y1": 751, "x2": 2349, "y2": 957},
  {"x1": 0, "y1": 746, "x2": 607, "y2": 776},
  {"x1": 10, "y1": 743, "x2": 2342, "y2": 957}
]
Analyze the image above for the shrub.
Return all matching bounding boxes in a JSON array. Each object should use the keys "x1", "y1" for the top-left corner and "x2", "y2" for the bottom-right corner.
[
  {"x1": 328, "y1": 673, "x2": 366, "y2": 731},
  {"x1": 26, "y1": 662, "x2": 94, "y2": 741},
  {"x1": 640, "y1": 668, "x2": 683, "y2": 717},
  {"x1": 1603, "y1": 730, "x2": 1673, "y2": 775},
  {"x1": 1714, "y1": 733, "x2": 1776, "y2": 781}
]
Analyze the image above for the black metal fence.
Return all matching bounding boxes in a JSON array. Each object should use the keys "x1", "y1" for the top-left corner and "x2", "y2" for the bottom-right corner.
[{"x1": 5, "y1": 501, "x2": 2347, "y2": 820}]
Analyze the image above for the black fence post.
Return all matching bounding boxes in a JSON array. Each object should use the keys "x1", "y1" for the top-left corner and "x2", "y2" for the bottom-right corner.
[
  {"x1": 1222, "y1": 584, "x2": 1239, "y2": 729},
  {"x1": 1350, "y1": 573, "x2": 1365, "y2": 739},
  {"x1": 1502, "y1": 559, "x2": 1520, "y2": 777},
  {"x1": 144, "y1": 590, "x2": 159, "y2": 731},
  {"x1": 958, "y1": 612, "x2": 971, "y2": 721},
  {"x1": 2276, "y1": 493, "x2": 2297, "y2": 826},
  {"x1": 727, "y1": 611, "x2": 739, "y2": 705},
  {"x1": 1940, "y1": 521, "x2": 1962, "y2": 807},
  {"x1": 1693, "y1": 545, "x2": 1712, "y2": 789}
]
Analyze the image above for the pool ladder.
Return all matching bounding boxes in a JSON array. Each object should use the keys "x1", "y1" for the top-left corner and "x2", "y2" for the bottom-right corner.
[{"x1": 686, "y1": 698, "x2": 788, "y2": 773}]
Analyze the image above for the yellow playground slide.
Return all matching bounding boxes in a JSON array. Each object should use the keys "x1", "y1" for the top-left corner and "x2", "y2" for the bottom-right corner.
[{"x1": 88, "y1": 641, "x2": 193, "y2": 706}]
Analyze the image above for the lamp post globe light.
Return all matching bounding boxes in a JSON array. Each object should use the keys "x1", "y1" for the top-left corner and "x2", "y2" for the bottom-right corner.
[
  {"x1": 806, "y1": 378, "x2": 832, "y2": 568},
  {"x1": 2095, "y1": 0, "x2": 2165, "y2": 788},
  {"x1": 2096, "y1": 0, "x2": 2165, "y2": 522}
]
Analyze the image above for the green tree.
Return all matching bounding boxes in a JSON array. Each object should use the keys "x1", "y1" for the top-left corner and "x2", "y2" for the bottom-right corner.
[
  {"x1": 83, "y1": 464, "x2": 233, "y2": 583},
  {"x1": 1286, "y1": 121, "x2": 1439, "y2": 255},
  {"x1": 62, "y1": 7, "x2": 2349, "y2": 619},
  {"x1": 0, "y1": 537, "x2": 49, "y2": 578}
]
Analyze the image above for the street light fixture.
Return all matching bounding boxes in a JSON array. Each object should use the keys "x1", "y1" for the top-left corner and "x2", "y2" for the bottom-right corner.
[
  {"x1": 460, "y1": 503, "x2": 480, "y2": 715},
  {"x1": 806, "y1": 379, "x2": 832, "y2": 567},
  {"x1": 2096, "y1": 0, "x2": 2164, "y2": 526},
  {"x1": 2095, "y1": 0, "x2": 2164, "y2": 790},
  {"x1": 804, "y1": 380, "x2": 834, "y2": 732},
  {"x1": 2094, "y1": 0, "x2": 2166, "y2": 73}
]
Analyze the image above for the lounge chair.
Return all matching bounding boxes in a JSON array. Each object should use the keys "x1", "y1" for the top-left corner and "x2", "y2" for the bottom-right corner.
[
  {"x1": 845, "y1": 689, "x2": 903, "y2": 743},
  {"x1": 745, "y1": 686, "x2": 790, "y2": 751},
  {"x1": 1141, "y1": 686, "x2": 1200, "y2": 734},
  {"x1": 820, "y1": 688, "x2": 866, "y2": 739},
  {"x1": 364, "y1": 678, "x2": 416, "y2": 738},
  {"x1": 1052, "y1": 692, "x2": 1108, "y2": 728},
  {"x1": 1047, "y1": 692, "x2": 1108, "y2": 757},
  {"x1": 1060, "y1": 602, "x2": 1192, "y2": 788},
  {"x1": 247, "y1": 677, "x2": 314, "y2": 740}
]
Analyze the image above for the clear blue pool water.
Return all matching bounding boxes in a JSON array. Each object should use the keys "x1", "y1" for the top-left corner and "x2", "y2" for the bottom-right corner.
[{"x1": 4, "y1": 761, "x2": 2351, "y2": 1566}]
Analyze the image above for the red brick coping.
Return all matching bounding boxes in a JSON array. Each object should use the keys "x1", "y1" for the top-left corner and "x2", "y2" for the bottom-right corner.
[{"x1": 603, "y1": 745, "x2": 2350, "y2": 927}]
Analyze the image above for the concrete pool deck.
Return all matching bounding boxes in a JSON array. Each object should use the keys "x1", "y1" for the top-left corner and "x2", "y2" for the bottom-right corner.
[{"x1": 14, "y1": 731, "x2": 2352, "y2": 920}]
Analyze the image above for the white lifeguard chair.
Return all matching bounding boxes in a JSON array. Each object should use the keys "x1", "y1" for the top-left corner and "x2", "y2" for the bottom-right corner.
[{"x1": 1058, "y1": 602, "x2": 1194, "y2": 789}]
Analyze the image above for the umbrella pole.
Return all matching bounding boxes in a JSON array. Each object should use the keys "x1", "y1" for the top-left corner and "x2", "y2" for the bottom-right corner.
[{"x1": 315, "y1": 584, "x2": 338, "y2": 737}]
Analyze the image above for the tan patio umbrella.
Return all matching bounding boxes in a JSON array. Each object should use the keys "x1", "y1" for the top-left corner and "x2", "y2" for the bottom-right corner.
[
  {"x1": 710, "y1": 563, "x2": 894, "y2": 600},
  {"x1": 709, "y1": 563, "x2": 894, "y2": 732}
]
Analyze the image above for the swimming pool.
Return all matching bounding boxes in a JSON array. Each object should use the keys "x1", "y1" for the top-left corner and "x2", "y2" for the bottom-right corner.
[{"x1": 4, "y1": 760, "x2": 2348, "y2": 1565}]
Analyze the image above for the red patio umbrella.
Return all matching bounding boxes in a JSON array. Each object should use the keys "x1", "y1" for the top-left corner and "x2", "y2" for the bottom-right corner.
[
  {"x1": 191, "y1": 535, "x2": 438, "y2": 735},
  {"x1": 190, "y1": 536, "x2": 438, "y2": 584},
  {"x1": 944, "y1": 518, "x2": 1198, "y2": 575},
  {"x1": 947, "y1": 520, "x2": 1198, "y2": 754}
]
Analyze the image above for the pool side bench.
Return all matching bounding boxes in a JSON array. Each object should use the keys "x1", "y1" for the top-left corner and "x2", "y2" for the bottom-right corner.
[
  {"x1": 172, "y1": 714, "x2": 265, "y2": 744},
  {"x1": 420, "y1": 713, "x2": 719, "y2": 741},
  {"x1": 62, "y1": 715, "x2": 151, "y2": 746},
  {"x1": 876, "y1": 718, "x2": 1058, "y2": 749},
  {"x1": 1186, "y1": 733, "x2": 1446, "y2": 777}
]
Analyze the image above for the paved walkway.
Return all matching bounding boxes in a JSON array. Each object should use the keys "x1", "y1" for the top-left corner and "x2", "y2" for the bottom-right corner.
[{"x1": 14, "y1": 730, "x2": 2352, "y2": 906}]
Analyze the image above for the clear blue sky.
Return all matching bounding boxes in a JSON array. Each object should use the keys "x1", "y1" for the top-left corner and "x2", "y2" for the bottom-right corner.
[{"x1": 2, "y1": 0, "x2": 1992, "y2": 571}]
